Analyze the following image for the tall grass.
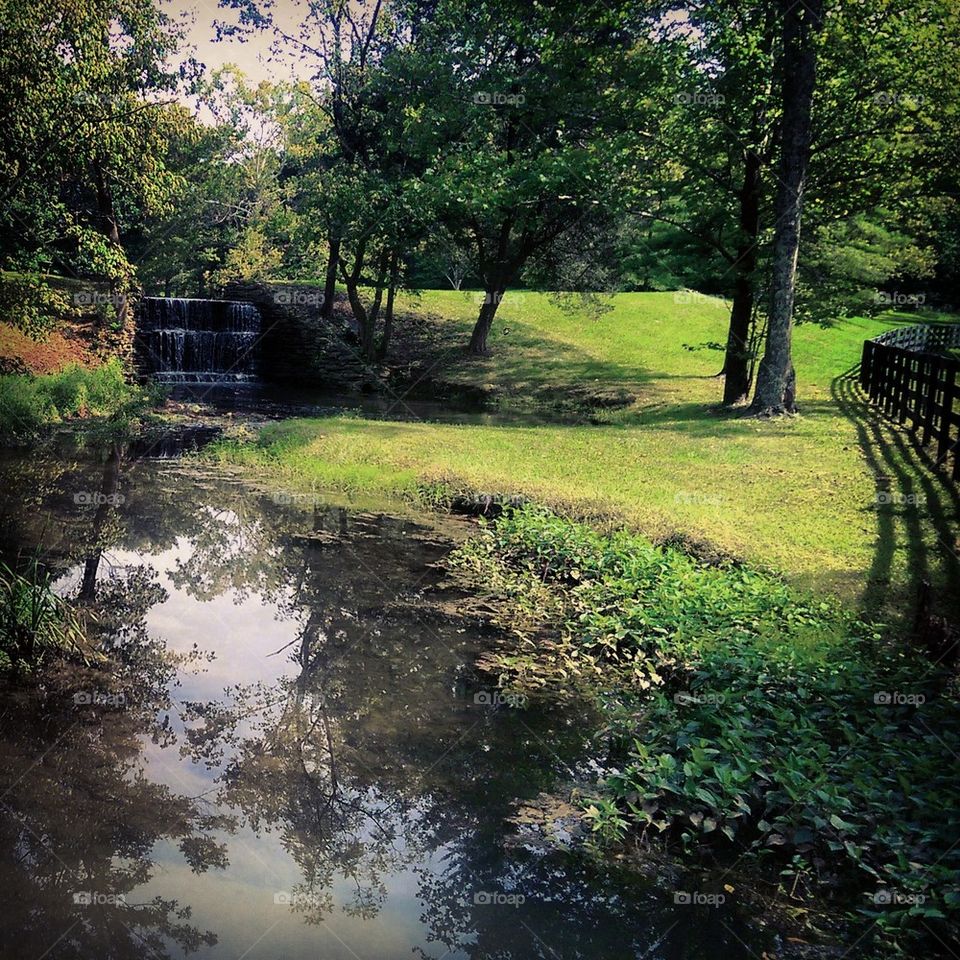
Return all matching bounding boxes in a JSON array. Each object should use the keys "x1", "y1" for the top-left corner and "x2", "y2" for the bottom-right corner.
[
  {"x1": 0, "y1": 359, "x2": 153, "y2": 443},
  {"x1": 0, "y1": 562, "x2": 90, "y2": 672}
]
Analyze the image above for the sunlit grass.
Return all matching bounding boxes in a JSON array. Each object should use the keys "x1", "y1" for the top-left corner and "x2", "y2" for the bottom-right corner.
[
  {"x1": 0, "y1": 358, "x2": 153, "y2": 442},
  {"x1": 210, "y1": 291, "x2": 960, "y2": 623}
]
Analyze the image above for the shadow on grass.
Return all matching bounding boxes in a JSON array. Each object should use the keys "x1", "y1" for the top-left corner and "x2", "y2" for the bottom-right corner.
[
  {"x1": 393, "y1": 311, "x2": 660, "y2": 403},
  {"x1": 472, "y1": 337, "x2": 657, "y2": 391},
  {"x1": 611, "y1": 392, "x2": 771, "y2": 430},
  {"x1": 831, "y1": 365, "x2": 960, "y2": 624}
]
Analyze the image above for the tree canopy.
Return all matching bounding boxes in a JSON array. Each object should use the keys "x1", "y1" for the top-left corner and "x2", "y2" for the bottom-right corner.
[{"x1": 1, "y1": 0, "x2": 958, "y2": 406}]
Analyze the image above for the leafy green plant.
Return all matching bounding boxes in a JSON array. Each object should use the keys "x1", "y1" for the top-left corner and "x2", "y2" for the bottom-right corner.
[
  {"x1": 0, "y1": 562, "x2": 90, "y2": 672},
  {"x1": 0, "y1": 275, "x2": 76, "y2": 338},
  {"x1": 451, "y1": 506, "x2": 960, "y2": 957},
  {"x1": 0, "y1": 359, "x2": 152, "y2": 443}
]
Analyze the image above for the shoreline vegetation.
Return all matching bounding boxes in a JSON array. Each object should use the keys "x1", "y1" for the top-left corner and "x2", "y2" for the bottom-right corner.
[
  {"x1": 3, "y1": 288, "x2": 957, "y2": 633},
  {"x1": 446, "y1": 506, "x2": 959, "y2": 957},
  {"x1": 0, "y1": 359, "x2": 155, "y2": 444}
]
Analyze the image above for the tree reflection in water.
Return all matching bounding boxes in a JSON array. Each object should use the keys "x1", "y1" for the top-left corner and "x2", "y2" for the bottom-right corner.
[
  {"x1": 0, "y1": 441, "x2": 767, "y2": 959},
  {"x1": 0, "y1": 562, "x2": 228, "y2": 958}
]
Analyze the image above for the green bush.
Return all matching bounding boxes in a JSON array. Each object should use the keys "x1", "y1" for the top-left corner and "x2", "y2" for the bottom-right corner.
[
  {"x1": 0, "y1": 359, "x2": 151, "y2": 443},
  {"x1": 0, "y1": 275, "x2": 77, "y2": 338},
  {"x1": 451, "y1": 506, "x2": 960, "y2": 957}
]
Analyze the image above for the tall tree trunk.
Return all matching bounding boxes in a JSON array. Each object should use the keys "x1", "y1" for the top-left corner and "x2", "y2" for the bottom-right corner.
[
  {"x1": 469, "y1": 296, "x2": 500, "y2": 354},
  {"x1": 750, "y1": 0, "x2": 823, "y2": 415},
  {"x1": 93, "y1": 159, "x2": 128, "y2": 328},
  {"x1": 345, "y1": 280, "x2": 374, "y2": 360},
  {"x1": 339, "y1": 240, "x2": 376, "y2": 362},
  {"x1": 468, "y1": 210, "x2": 517, "y2": 354},
  {"x1": 722, "y1": 149, "x2": 762, "y2": 405},
  {"x1": 93, "y1": 160, "x2": 120, "y2": 246},
  {"x1": 368, "y1": 249, "x2": 389, "y2": 326},
  {"x1": 321, "y1": 235, "x2": 340, "y2": 320}
]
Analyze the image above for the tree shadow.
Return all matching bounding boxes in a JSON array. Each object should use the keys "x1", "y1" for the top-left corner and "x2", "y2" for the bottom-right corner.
[
  {"x1": 616, "y1": 397, "x2": 752, "y2": 429},
  {"x1": 830, "y1": 365, "x2": 960, "y2": 624},
  {"x1": 397, "y1": 307, "x2": 664, "y2": 392}
]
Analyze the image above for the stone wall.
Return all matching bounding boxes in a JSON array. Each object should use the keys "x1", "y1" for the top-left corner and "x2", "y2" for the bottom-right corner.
[{"x1": 221, "y1": 281, "x2": 370, "y2": 390}]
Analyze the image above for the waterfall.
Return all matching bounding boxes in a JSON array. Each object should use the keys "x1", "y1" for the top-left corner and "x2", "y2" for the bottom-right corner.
[{"x1": 136, "y1": 298, "x2": 262, "y2": 383}]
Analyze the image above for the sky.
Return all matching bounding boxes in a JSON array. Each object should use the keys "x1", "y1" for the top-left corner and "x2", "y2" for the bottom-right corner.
[{"x1": 167, "y1": 0, "x2": 315, "y2": 86}]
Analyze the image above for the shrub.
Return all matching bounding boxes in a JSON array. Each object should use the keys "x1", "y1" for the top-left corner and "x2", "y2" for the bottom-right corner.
[
  {"x1": 0, "y1": 275, "x2": 77, "y2": 339},
  {"x1": 0, "y1": 359, "x2": 150, "y2": 443}
]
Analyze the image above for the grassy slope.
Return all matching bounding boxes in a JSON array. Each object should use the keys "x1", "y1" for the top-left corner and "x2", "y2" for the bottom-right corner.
[{"x1": 212, "y1": 291, "x2": 960, "y2": 622}]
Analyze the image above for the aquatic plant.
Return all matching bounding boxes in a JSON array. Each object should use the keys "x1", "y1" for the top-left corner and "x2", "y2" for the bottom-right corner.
[{"x1": 0, "y1": 562, "x2": 89, "y2": 672}]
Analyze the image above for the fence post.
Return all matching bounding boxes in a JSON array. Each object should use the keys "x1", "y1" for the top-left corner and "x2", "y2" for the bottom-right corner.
[
  {"x1": 901, "y1": 352, "x2": 912, "y2": 425},
  {"x1": 921, "y1": 354, "x2": 941, "y2": 447},
  {"x1": 896, "y1": 349, "x2": 908, "y2": 422},
  {"x1": 860, "y1": 341, "x2": 872, "y2": 389},
  {"x1": 883, "y1": 349, "x2": 894, "y2": 414},
  {"x1": 872, "y1": 343, "x2": 887, "y2": 403},
  {"x1": 946, "y1": 365, "x2": 959, "y2": 481},
  {"x1": 938, "y1": 362, "x2": 956, "y2": 473},
  {"x1": 880, "y1": 344, "x2": 893, "y2": 408},
  {"x1": 908, "y1": 354, "x2": 922, "y2": 431}
]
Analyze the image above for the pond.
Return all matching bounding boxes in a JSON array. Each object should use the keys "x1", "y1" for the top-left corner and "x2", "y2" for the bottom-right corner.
[
  {"x1": 0, "y1": 434, "x2": 771, "y2": 959},
  {"x1": 161, "y1": 381, "x2": 611, "y2": 426}
]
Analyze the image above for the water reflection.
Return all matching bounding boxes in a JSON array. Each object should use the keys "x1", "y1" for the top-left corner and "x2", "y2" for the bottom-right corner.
[
  {"x1": 0, "y1": 441, "x2": 768, "y2": 959},
  {"x1": 0, "y1": 567, "x2": 227, "y2": 958}
]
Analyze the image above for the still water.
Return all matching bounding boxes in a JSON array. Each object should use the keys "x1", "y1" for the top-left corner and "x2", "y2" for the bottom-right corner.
[{"x1": 0, "y1": 436, "x2": 767, "y2": 959}]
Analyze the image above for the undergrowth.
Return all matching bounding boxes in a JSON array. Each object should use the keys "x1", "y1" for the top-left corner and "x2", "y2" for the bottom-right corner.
[
  {"x1": 0, "y1": 562, "x2": 95, "y2": 673},
  {"x1": 0, "y1": 359, "x2": 156, "y2": 443},
  {"x1": 449, "y1": 506, "x2": 960, "y2": 957}
]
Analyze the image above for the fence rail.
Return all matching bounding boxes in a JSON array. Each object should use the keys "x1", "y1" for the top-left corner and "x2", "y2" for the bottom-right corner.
[{"x1": 859, "y1": 323, "x2": 960, "y2": 482}]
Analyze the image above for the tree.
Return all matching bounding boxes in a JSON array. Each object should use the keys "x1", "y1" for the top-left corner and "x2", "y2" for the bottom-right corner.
[
  {"x1": 219, "y1": 0, "x2": 413, "y2": 346},
  {"x1": 199, "y1": 68, "x2": 294, "y2": 290},
  {"x1": 634, "y1": 1, "x2": 780, "y2": 404},
  {"x1": 801, "y1": 0, "x2": 960, "y2": 316},
  {"x1": 750, "y1": 0, "x2": 960, "y2": 413},
  {"x1": 0, "y1": 0, "x2": 191, "y2": 318},
  {"x1": 633, "y1": 0, "x2": 959, "y2": 409},
  {"x1": 795, "y1": 213, "x2": 936, "y2": 326},
  {"x1": 750, "y1": 0, "x2": 824, "y2": 415},
  {"x1": 127, "y1": 108, "x2": 233, "y2": 296},
  {"x1": 418, "y1": 226, "x2": 475, "y2": 290},
  {"x1": 404, "y1": 0, "x2": 664, "y2": 354}
]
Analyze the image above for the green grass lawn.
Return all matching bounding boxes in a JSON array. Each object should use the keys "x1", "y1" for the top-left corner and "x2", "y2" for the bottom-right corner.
[{"x1": 211, "y1": 291, "x2": 960, "y2": 625}]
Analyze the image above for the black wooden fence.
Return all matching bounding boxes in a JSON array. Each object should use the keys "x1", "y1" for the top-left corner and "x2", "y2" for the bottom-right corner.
[{"x1": 859, "y1": 323, "x2": 960, "y2": 482}]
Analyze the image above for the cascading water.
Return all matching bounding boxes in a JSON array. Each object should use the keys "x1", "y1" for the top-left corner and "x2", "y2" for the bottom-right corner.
[{"x1": 136, "y1": 298, "x2": 262, "y2": 383}]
